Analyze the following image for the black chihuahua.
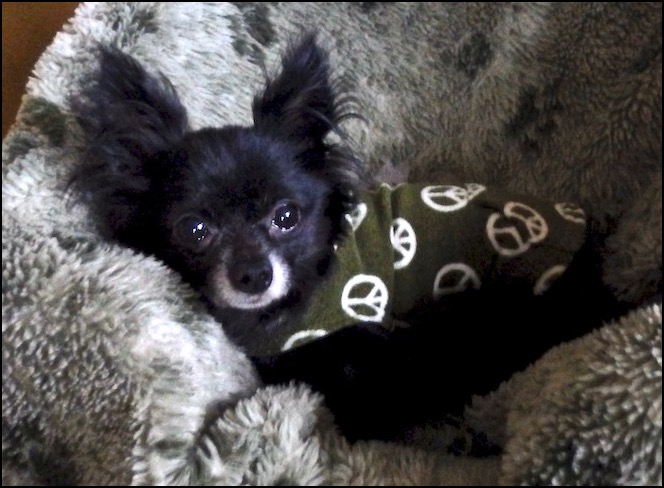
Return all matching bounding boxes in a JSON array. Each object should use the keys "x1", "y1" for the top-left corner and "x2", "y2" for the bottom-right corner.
[
  {"x1": 70, "y1": 35, "x2": 620, "y2": 442},
  {"x1": 70, "y1": 34, "x2": 363, "y2": 348},
  {"x1": 70, "y1": 36, "x2": 405, "y2": 439}
]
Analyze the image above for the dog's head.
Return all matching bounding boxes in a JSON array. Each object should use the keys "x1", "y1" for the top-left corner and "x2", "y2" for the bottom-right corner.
[{"x1": 71, "y1": 34, "x2": 362, "y2": 342}]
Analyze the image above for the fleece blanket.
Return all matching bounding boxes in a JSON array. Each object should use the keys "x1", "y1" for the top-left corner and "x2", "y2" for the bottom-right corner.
[{"x1": 2, "y1": 2, "x2": 661, "y2": 485}]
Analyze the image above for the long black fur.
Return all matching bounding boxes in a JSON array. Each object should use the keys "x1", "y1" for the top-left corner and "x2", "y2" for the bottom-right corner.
[
  {"x1": 70, "y1": 35, "x2": 623, "y2": 443},
  {"x1": 70, "y1": 34, "x2": 363, "y2": 347}
]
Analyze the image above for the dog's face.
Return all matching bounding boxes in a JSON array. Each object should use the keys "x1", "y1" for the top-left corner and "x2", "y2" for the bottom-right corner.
[
  {"x1": 144, "y1": 127, "x2": 345, "y2": 314},
  {"x1": 71, "y1": 34, "x2": 360, "y2": 343}
]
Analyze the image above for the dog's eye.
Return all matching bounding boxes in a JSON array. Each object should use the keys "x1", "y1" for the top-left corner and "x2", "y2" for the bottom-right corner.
[
  {"x1": 271, "y1": 202, "x2": 300, "y2": 232},
  {"x1": 174, "y1": 214, "x2": 214, "y2": 249}
]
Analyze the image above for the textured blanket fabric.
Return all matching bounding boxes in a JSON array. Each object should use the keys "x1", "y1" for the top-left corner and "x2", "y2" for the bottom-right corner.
[{"x1": 2, "y1": 2, "x2": 661, "y2": 485}]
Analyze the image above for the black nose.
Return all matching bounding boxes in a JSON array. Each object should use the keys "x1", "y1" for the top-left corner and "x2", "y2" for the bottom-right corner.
[{"x1": 229, "y1": 258, "x2": 273, "y2": 294}]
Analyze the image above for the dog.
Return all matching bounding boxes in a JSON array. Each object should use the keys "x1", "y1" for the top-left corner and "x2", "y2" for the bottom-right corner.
[
  {"x1": 70, "y1": 34, "x2": 622, "y2": 442},
  {"x1": 70, "y1": 34, "x2": 364, "y2": 348},
  {"x1": 69, "y1": 35, "x2": 405, "y2": 439}
]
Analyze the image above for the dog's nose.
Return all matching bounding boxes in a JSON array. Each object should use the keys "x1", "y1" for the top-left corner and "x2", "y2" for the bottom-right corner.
[{"x1": 229, "y1": 258, "x2": 273, "y2": 294}]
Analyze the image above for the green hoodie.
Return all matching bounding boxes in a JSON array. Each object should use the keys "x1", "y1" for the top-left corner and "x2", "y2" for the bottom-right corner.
[{"x1": 248, "y1": 182, "x2": 588, "y2": 357}]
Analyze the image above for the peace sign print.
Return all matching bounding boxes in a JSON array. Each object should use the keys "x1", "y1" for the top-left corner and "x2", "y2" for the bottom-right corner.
[
  {"x1": 344, "y1": 202, "x2": 368, "y2": 232},
  {"x1": 465, "y1": 183, "x2": 487, "y2": 199},
  {"x1": 433, "y1": 263, "x2": 481, "y2": 299},
  {"x1": 282, "y1": 329, "x2": 329, "y2": 352},
  {"x1": 533, "y1": 265, "x2": 567, "y2": 295},
  {"x1": 390, "y1": 218, "x2": 417, "y2": 270},
  {"x1": 486, "y1": 202, "x2": 549, "y2": 257},
  {"x1": 421, "y1": 183, "x2": 486, "y2": 213},
  {"x1": 341, "y1": 274, "x2": 389, "y2": 322},
  {"x1": 554, "y1": 203, "x2": 586, "y2": 225}
]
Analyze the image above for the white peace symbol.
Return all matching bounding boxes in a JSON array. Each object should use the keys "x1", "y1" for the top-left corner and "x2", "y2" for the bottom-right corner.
[
  {"x1": 344, "y1": 202, "x2": 368, "y2": 232},
  {"x1": 486, "y1": 202, "x2": 549, "y2": 257},
  {"x1": 379, "y1": 182, "x2": 405, "y2": 190},
  {"x1": 533, "y1": 265, "x2": 567, "y2": 296},
  {"x1": 420, "y1": 184, "x2": 486, "y2": 213},
  {"x1": 433, "y1": 263, "x2": 481, "y2": 299},
  {"x1": 282, "y1": 329, "x2": 329, "y2": 352},
  {"x1": 554, "y1": 203, "x2": 586, "y2": 225},
  {"x1": 390, "y1": 218, "x2": 417, "y2": 270},
  {"x1": 341, "y1": 274, "x2": 389, "y2": 322},
  {"x1": 465, "y1": 183, "x2": 487, "y2": 200}
]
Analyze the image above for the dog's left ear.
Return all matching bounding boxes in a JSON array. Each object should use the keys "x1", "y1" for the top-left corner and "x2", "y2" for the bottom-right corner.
[{"x1": 252, "y1": 33, "x2": 337, "y2": 150}]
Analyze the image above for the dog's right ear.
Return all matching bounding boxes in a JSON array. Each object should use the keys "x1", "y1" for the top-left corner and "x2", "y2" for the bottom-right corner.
[
  {"x1": 77, "y1": 46, "x2": 189, "y2": 169},
  {"x1": 69, "y1": 46, "x2": 189, "y2": 235}
]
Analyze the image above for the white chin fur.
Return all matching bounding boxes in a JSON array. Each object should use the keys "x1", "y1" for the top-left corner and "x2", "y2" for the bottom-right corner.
[{"x1": 212, "y1": 253, "x2": 291, "y2": 310}]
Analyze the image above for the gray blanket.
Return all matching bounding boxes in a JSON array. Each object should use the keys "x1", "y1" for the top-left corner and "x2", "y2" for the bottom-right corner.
[{"x1": 3, "y1": 3, "x2": 661, "y2": 485}]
